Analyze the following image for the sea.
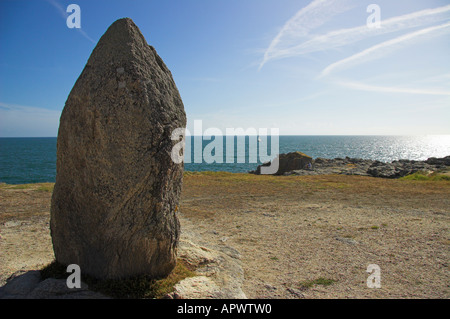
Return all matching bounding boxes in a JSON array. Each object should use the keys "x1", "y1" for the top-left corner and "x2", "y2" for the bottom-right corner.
[{"x1": 1, "y1": 135, "x2": 449, "y2": 184}]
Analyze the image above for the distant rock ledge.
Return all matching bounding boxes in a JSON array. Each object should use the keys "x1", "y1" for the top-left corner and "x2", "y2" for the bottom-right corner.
[{"x1": 250, "y1": 153, "x2": 450, "y2": 179}]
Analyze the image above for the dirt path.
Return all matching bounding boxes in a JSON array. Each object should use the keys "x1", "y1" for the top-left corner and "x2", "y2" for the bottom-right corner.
[
  {"x1": 180, "y1": 173, "x2": 450, "y2": 299},
  {"x1": 1, "y1": 174, "x2": 449, "y2": 298}
]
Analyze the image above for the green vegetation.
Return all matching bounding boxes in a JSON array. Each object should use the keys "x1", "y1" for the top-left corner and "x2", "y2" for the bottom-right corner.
[
  {"x1": 1, "y1": 183, "x2": 55, "y2": 192},
  {"x1": 36, "y1": 183, "x2": 54, "y2": 192},
  {"x1": 7, "y1": 184, "x2": 32, "y2": 190},
  {"x1": 269, "y1": 256, "x2": 279, "y2": 261},
  {"x1": 298, "y1": 277, "x2": 337, "y2": 289},
  {"x1": 40, "y1": 259, "x2": 196, "y2": 299},
  {"x1": 400, "y1": 171, "x2": 450, "y2": 181}
]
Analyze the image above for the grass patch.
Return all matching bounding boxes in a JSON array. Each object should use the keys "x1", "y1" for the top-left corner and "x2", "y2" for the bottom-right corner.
[
  {"x1": 400, "y1": 171, "x2": 450, "y2": 181},
  {"x1": 35, "y1": 183, "x2": 54, "y2": 192},
  {"x1": 1, "y1": 183, "x2": 55, "y2": 192},
  {"x1": 370, "y1": 225, "x2": 379, "y2": 230},
  {"x1": 8, "y1": 184, "x2": 33, "y2": 190},
  {"x1": 269, "y1": 256, "x2": 279, "y2": 261},
  {"x1": 320, "y1": 181, "x2": 350, "y2": 189},
  {"x1": 298, "y1": 277, "x2": 337, "y2": 289},
  {"x1": 40, "y1": 259, "x2": 196, "y2": 299}
]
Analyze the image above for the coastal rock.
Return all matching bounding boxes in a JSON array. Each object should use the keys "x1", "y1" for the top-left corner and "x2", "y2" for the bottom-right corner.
[
  {"x1": 367, "y1": 159, "x2": 439, "y2": 178},
  {"x1": 367, "y1": 163, "x2": 398, "y2": 178},
  {"x1": 254, "y1": 151, "x2": 312, "y2": 175},
  {"x1": 50, "y1": 18, "x2": 186, "y2": 279},
  {"x1": 426, "y1": 156, "x2": 450, "y2": 166},
  {"x1": 252, "y1": 152, "x2": 450, "y2": 178}
]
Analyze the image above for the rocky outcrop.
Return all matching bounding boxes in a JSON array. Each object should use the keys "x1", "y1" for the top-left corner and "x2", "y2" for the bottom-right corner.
[
  {"x1": 165, "y1": 240, "x2": 247, "y2": 299},
  {"x1": 253, "y1": 152, "x2": 312, "y2": 175},
  {"x1": 252, "y1": 153, "x2": 450, "y2": 178},
  {"x1": 0, "y1": 222, "x2": 246, "y2": 299},
  {"x1": 0, "y1": 271, "x2": 109, "y2": 299},
  {"x1": 50, "y1": 18, "x2": 186, "y2": 280},
  {"x1": 366, "y1": 158, "x2": 443, "y2": 178},
  {"x1": 311, "y1": 157, "x2": 374, "y2": 176},
  {"x1": 425, "y1": 156, "x2": 450, "y2": 166},
  {"x1": 163, "y1": 216, "x2": 247, "y2": 299}
]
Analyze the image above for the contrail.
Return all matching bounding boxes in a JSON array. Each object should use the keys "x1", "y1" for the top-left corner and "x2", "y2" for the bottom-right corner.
[
  {"x1": 334, "y1": 79, "x2": 450, "y2": 96},
  {"x1": 321, "y1": 21, "x2": 450, "y2": 77},
  {"x1": 259, "y1": 0, "x2": 355, "y2": 70},
  {"x1": 46, "y1": 0, "x2": 96, "y2": 44},
  {"x1": 260, "y1": 2, "x2": 450, "y2": 69}
]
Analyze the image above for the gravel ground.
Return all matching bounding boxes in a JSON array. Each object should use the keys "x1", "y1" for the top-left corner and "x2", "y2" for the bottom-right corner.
[{"x1": 1, "y1": 174, "x2": 449, "y2": 298}]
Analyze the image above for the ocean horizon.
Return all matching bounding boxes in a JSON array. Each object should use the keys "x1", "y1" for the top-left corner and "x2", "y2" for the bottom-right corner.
[{"x1": 1, "y1": 135, "x2": 449, "y2": 184}]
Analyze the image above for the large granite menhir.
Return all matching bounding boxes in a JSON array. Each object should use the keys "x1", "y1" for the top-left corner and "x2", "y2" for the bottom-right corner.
[{"x1": 50, "y1": 18, "x2": 186, "y2": 279}]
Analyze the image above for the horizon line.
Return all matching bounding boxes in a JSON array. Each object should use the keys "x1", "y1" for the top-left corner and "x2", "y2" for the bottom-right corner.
[{"x1": 2, "y1": 134, "x2": 450, "y2": 139}]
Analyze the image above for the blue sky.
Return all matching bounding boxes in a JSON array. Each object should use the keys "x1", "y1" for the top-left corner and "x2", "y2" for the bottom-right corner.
[{"x1": 0, "y1": 0, "x2": 449, "y2": 137}]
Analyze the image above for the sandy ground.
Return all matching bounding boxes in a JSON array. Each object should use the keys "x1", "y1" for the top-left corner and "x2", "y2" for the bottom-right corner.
[{"x1": 1, "y1": 174, "x2": 449, "y2": 298}]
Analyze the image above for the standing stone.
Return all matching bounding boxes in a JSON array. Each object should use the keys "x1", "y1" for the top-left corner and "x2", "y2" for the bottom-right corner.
[{"x1": 50, "y1": 18, "x2": 186, "y2": 279}]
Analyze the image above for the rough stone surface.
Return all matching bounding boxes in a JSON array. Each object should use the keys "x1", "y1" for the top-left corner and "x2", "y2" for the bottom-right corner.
[
  {"x1": 50, "y1": 18, "x2": 186, "y2": 279},
  {"x1": 253, "y1": 152, "x2": 313, "y2": 175},
  {"x1": 160, "y1": 216, "x2": 247, "y2": 300},
  {"x1": 167, "y1": 239, "x2": 247, "y2": 299},
  {"x1": 0, "y1": 221, "x2": 246, "y2": 299},
  {"x1": 0, "y1": 271, "x2": 109, "y2": 299},
  {"x1": 0, "y1": 271, "x2": 41, "y2": 297}
]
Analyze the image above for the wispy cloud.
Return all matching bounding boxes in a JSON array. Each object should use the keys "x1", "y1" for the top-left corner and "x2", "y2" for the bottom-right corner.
[
  {"x1": 260, "y1": 1, "x2": 450, "y2": 98},
  {"x1": 0, "y1": 102, "x2": 61, "y2": 115},
  {"x1": 288, "y1": 5, "x2": 450, "y2": 61},
  {"x1": 46, "y1": 0, "x2": 96, "y2": 44},
  {"x1": 321, "y1": 21, "x2": 450, "y2": 77},
  {"x1": 259, "y1": 0, "x2": 355, "y2": 70},
  {"x1": 335, "y1": 79, "x2": 450, "y2": 96},
  {"x1": 0, "y1": 102, "x2": 61, "y2": 137},
  {"x1": 186, "y1": 77, "x2": 221, "y2": 83},
  {"x1": 260, "y1": 3, "x2": 450, "y2": 69}
]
